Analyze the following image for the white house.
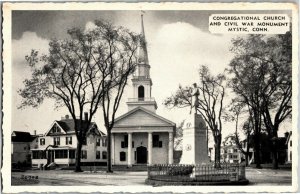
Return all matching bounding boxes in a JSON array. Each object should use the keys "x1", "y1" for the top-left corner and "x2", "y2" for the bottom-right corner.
[
  {"x1": 11, "y1": 131, "x2": 38, "y2": 166},
  {"x1": 110, "y1": 14, "x2": 176, "y2": 167},
  {"x1": 286, "y1": 131, "x2": 292, "y2": 163},
  {"x1": 31, "y1": 114, "x2": 107, "y2": 168}
]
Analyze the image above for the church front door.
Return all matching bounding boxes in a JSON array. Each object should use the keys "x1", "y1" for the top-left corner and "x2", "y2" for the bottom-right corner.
[{"x1": 136, "y1": 146, "x2": 147, "y2": 164}]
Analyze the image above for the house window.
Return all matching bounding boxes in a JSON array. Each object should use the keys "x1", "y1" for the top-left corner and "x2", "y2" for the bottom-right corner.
[
  {"x1": 55, "y1": 150, "x2": 68, "y2": 158},
  {"x1": 81, "y1": 150, "x2": 87, "y2": 159},
  {"x1": 82, "y1": 137, "x2": 87, "y2": 145},
  {"x1": 233, "y1": 149, "x2": 238, "y2": 153},
  {"x1": 290, "y1": 140, "x2": 292, "y2": 147},
  {"x1": 53, "y1": 137, "x2": 60, "y2": 146},
  {"x1": 120, "y1": 152, "x2": 126, "y2": 161},
  {"x1": 96, "y1": 151, "x2": 101, "y2": 159},
  {"x1": 153, "y1": 135, "x2": 162, "y2": 148},
  {"x1": 66, "y1": 136, "x2": 72, "y2": 145},
  {"x1": 40, "y1": 138, "x2": 45, "y2": 145},
  {"x1": 96, "y1": 138, "x2": 101, "y2": 146},
  {"x1": 121, "y1": 135, "x2": 128, "y2": 148},
  {"x1": 69, "y1": 150, "x2": 75, "y2": 159},
  {"x1": 102, "y1": 139, "x2": 107, "y2": 147},
  {"x1": 52, "y1": 125, "x2": 61, "y2": 133},
  {"x1": 32, "y1": 150, "x2": 46, "y2": 159},
  {"x1": 102, "y1": 151, "x2": 107, "y2": 159}
]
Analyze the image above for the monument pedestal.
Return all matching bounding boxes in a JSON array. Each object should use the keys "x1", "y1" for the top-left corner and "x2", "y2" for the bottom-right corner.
[{"x1": 180, "y1": 113, "x2": 210, "y2": 165}]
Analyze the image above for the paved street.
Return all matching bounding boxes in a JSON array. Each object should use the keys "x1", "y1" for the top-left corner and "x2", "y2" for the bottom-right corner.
[{"x1": 11, "y1": 167, "x2": 291, "y2": 186}]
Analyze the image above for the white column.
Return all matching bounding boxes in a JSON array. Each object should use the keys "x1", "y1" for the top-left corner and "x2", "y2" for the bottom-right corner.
[
  {"x1": 128, "y1": 133, "x2": 132, "y2": 167},
  {"x1": 168, "y1": 132, "x2": 174, "y2": 164},
  {"x1": 148, "y1": 132, "x2": 153, "y2": 165},
  {"x1": 111, "y1": 133, "x2": 115, "y2": 165}
]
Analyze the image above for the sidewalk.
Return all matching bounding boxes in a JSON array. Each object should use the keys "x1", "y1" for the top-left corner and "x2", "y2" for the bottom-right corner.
[{"x1": 11, "y1": 167, "x2": 292, "y2": 186}]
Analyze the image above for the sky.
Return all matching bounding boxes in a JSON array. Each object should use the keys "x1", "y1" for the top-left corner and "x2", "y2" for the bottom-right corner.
[{"x1": 11, "y1": 10, "x2": 292, "y2": 142}]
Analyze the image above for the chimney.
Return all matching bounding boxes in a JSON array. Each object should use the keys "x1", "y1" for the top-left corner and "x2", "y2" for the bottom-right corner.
[
  {"x1": 284, "y1": 132, "x2": 289, "y2": 138},
  {"x1": 84, "y1": 112, "x2": 88, "y2": 121},
  {"x1": 65, "y1": 115, "x2": 69, "y2": 119},
  {"x1": 34, "y1": 130, "x2": 36, "y2": 136}
]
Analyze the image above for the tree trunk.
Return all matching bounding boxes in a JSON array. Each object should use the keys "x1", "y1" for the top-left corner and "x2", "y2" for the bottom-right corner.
[
  {"x1": 254, "y1": 133, "x2": 262, "y2": 169},
  {"x1": 106, "y1": 128, "x2": 113, "y2": 173},
  {"x1": 75, "y1": 141, "x2": 83, "y2": 172},
  {"x1": 253, "y1": 111, "x2": 262, "y2": 169},
  {"x1": 272, "y1": 128, "x2": 279, "y2": 169},
  {"x1": 214, "y1": 134, "x2": 221, "y2": 167}
]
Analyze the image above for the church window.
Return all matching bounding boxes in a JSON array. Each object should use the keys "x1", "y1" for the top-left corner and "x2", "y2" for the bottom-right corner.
[
  {"x1": 120, "y1": 151, "x2": 126, "y2": 161},
  {"x1": 121, "y1": 135, "x2": 128, "y2": 148},
  {"x1": 153, "y1": 135, "x2": 162, "y2": 148},
  {"x1": 290, "y1": 140, "x2": 292, "y2": 147},
  {"x1": 102, "y1": 151, "x2": 107, "y2": 159},
  {"x1": 96, "y1": 151, "x2": 101, "y2": 159},
  {"x1": 138, "y1": 86, "x2": 145, "y2": 100}
]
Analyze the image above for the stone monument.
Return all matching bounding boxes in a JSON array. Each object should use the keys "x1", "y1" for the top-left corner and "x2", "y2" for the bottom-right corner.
[{"x1": 180, "y1": 83, "x2": 210, "y2": 164}]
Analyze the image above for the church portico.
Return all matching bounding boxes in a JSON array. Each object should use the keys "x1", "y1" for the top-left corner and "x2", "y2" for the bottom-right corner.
[
  {"x1": 111, "y1": 129, "x2": 174, "y2": 166},
  {"x1": 110, "y1": 13, "x2": 176, "y2": 167}
]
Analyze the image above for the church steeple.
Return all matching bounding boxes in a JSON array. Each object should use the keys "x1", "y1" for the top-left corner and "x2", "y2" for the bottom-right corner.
[
  {"x1": 138, "y1": 13, "x2": 149, "y2": 65},
  {"x1": 127, "y1": 12, "x2": 157, "y2": 112}
]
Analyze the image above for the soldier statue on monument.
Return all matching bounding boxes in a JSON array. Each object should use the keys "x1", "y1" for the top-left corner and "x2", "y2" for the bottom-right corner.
[
  {"x1": 180, "y1": 82, "x2": 209, "y2": 165},
  {"x1": 189, "y1": 83, "x2": 200, "y2": 114}
]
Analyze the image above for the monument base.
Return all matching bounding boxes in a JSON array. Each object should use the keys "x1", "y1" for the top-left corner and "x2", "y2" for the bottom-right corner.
[{"x1": 180, "y1": 113, "x2": 210, "y2": 165}]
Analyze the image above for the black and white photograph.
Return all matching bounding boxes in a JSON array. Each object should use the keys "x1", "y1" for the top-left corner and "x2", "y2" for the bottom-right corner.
[{"x1": 1, "y1": 2, "x2": 298, "y2": 193}]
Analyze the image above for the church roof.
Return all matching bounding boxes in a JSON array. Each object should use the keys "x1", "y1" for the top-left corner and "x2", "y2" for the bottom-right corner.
[
  {"x1": 137, "y1": 14, "x2": 149, "y2": 65},
  {"x1": 113, "y1": 106, "x2": 176, "y2": 127}
]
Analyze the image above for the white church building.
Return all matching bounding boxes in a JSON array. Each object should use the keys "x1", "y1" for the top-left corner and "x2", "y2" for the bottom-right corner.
[{"x1": 111, "y1": 14, "x2": 176, "y2": 166}]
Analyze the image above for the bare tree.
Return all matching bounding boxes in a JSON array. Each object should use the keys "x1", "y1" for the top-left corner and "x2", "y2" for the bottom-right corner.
[
  {"x1": 164, "y1": 65, "x2": 226, "y2": 166},
  {"x1": 18, "y1": 20, "x2": 140, "y2": 172},
  {"x1": 228, "y1": 32, "x2": 292, "y2": 169},
  {"x1": 94, "y1": 20, "x2": 141, "y2": 172}
]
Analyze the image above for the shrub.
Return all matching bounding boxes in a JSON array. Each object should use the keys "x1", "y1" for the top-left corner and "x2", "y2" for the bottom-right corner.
[{"x1": 167, "y1": 165, "x2": 194, "y2": 176}]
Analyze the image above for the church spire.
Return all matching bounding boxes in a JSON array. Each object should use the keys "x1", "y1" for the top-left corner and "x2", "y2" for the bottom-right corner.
[
  {"x1": 138, "y1": 11, "x2": 149, "y2": 65},
  {"x1": 127, "y1": 12, "x2": 157, "y2": 112}
]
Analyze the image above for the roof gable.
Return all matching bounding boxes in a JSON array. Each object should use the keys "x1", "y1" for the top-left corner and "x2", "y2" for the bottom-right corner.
[
  {"x1": 113, "y1": 107, "x2": 175, "y2": 127},
  {"x1": 45, "y1": 121, "x2": 67, "y2": 136},
  {"x1": 11, "y1": 131, "x2": 35, "y2": 142},
  {"x1": 45, "y1": 119, "x2": 105, "y2": 136}
]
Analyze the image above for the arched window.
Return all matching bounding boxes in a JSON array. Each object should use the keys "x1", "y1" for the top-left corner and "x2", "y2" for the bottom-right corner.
[{"x1": 138, "y1": 85, "x2": 145, "y2": 100}]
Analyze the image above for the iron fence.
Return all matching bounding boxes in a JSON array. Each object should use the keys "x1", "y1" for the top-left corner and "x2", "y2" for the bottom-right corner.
[{"x1": 148, "y1": 163, "x2": 246, "y2": 182}]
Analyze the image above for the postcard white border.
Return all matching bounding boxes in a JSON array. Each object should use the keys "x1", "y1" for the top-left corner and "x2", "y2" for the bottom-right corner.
[{"x1": 2, "y1": 2, "x2": 298, "y2": 193}]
